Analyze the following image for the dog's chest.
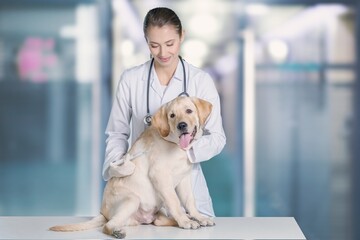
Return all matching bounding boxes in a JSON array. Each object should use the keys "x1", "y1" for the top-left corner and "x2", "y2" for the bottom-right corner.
[
  {"x1": 171, "y1": 156, "x2": 192, "y2": 176},
  {"x1": 167, "y1": 153, "x2": 192, "y2": 187},
  {"x1": 153, "y1": 149, "x2": 191, "y2": 173},
  {"x1": 148, "y1": 147, "x2": 192, "y2": 187}
]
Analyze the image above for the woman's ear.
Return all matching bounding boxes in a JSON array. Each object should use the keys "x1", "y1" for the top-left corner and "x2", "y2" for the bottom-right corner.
[
  {"x1": 191, "y1": 97, "x2": 213, "y2": 126},
  {"x1": 180, "y1": 29, "x2": 185, "y2": 43},
  {"x1": 151, "y1": 105, "x2": 170, "y2": 137}
]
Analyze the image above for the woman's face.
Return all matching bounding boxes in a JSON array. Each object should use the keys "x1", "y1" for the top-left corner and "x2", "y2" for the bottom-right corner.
[{"x1": 146, "y1": 25, "x2": 184, "y2": 68}]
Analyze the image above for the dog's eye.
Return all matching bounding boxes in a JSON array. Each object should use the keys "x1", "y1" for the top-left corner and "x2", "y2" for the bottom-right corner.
[
  {"x1": 170, "y1": 113, "x2": 175, "y2": 118},
  {"x1": 186, "y1": 109, "x2": 193, "y2": 114}
]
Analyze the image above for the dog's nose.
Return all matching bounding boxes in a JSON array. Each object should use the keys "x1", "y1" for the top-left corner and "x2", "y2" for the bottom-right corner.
[{"x1": 177, "y1": 122, "x2": 187, "y2": 131}]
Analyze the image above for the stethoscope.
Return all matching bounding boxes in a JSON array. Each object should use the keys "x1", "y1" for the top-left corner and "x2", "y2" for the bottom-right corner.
[{"x1": 144, "y1": 55, "x2": 189, "y2": 126}]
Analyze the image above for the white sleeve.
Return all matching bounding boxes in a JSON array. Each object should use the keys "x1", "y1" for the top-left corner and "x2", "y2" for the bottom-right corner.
[
  {"x1": 187, "y1": 72, "x2": 226, "y2": 163},
  {"x1": 102, "y1": 71, "x2": 132, "y2": 181}
]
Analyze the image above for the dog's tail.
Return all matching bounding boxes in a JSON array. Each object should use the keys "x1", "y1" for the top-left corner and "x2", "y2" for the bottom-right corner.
[{"x1": 49, "y1": 214, "x2": 107, "y2": 232}]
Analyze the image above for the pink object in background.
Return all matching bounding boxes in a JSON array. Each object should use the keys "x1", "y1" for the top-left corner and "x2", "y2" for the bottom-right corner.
[{"x1": 17, "y1": 37, "x2": 58, "y2": 83}]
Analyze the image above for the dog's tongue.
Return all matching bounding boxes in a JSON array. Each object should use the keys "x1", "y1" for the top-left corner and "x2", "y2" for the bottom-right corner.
[{"x1": 180, "y1": 133, "x2": 192, "y2": 149}]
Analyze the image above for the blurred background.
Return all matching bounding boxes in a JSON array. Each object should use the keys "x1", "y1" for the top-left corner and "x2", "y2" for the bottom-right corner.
[{"x1": 0, "y1": 0, "x2": 359, "y2": 239}]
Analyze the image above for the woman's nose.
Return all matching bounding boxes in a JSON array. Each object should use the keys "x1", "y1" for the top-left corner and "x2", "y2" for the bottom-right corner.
[{"x1": 159, "y1": 46, "x2": 164, "y2": 55}]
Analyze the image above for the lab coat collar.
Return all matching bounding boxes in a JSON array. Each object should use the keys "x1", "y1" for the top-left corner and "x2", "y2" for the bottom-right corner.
[
  {"x1": 147, "y1": 58, "x2": 185, "y2": 98},
  {"x1": 150, "y1": 67, "x2": 162, "y2": 98},
  {"x1": 173, "y1": 59, "x2": 184, "y2": 81},
  {"x1": 143, "y1": 58, "x2": 184, "y2": 82}
]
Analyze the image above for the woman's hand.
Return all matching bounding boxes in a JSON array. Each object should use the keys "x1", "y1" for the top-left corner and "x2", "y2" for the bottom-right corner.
[{"x1": 108, "y1": 158, "x2": 136, "y2": 178}]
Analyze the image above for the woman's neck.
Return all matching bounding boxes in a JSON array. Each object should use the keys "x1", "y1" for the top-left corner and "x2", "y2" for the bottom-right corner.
[{"x1": 154, "y1": 58, "x2": 179, "y2": 86}]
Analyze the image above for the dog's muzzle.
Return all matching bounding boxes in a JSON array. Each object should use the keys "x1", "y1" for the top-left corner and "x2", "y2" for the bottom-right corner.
[{"x1": 178, "y1": 124, "x2": 197, "y2": 149}]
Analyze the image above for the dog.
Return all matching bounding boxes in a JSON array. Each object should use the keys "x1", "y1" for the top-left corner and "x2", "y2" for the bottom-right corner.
[{"x1": 49, "y1": 96, "x2": 215, "y2": 239}]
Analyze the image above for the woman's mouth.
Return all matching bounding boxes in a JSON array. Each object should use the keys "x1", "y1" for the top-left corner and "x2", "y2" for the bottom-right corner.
[{"x1": 158, "y1": 56, "x2": 171, "y2": 63}]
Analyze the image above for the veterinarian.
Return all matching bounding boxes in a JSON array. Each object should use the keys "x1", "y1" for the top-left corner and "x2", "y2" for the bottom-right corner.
[{"x1": 102, "y1": 7, "x2": 226, "y2": 217}]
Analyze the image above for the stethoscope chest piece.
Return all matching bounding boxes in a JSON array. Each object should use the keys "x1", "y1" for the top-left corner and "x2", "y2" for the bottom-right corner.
[{"x1": 144, "y1": 114, "x2": 152, "y2": 126}]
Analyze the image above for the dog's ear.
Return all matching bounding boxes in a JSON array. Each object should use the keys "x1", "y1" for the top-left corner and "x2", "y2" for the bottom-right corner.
[
  {"x1": 191, "y1": 97, "x2": 213, "y2": 126},
  {"x1": 151, "y1": 104, "x2": 170, "y2": 137}
]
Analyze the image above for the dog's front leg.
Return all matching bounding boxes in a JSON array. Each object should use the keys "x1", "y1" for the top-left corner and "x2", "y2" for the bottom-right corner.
[
  {"x1": 176, "y1": 175, "x2": 215, "y2": 227},
  {"x1": 149, "y1": 170, "x2": 200, "y2": 229}
]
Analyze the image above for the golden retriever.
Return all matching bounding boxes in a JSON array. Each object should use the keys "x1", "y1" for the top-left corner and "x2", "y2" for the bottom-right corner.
[{"x1": 49, "y1": 96, "x2": 215, "y2": 239}]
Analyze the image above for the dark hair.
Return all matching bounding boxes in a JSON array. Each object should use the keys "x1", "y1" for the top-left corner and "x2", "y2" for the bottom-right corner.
[{"x1": 143, "y1": 7, "x2": 183, "y2": 40}]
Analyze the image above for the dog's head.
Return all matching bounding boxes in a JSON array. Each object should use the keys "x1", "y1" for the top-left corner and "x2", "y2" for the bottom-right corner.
[{"x1": 151, "y1": 96, "x2": 212, "y2": 150}]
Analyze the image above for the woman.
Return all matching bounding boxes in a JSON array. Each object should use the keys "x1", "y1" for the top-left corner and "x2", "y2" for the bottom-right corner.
[{"x1": 103, "y1": 7, "x2": 226, "y2": 217}]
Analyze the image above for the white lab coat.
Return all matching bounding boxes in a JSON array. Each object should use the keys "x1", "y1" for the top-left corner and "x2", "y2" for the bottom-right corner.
[{"x1": 103, "y1": 59, "x2": 226, "y2": 217}]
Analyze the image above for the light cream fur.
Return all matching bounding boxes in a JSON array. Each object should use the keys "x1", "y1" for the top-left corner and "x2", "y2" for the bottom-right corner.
[{"x1": 49, "y1": 96, "x2": 215, "y2": 239}]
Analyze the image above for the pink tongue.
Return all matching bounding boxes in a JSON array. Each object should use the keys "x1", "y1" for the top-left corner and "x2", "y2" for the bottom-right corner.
[{"x1": 180, "y1": 133, "x2": 192, "y2": 149}]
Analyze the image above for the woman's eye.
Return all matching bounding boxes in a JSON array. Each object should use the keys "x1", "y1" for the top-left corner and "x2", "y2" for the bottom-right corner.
[
  {"x1": 186, "y1": 109, "x2": 193, "y2": 114},
  {"x1": 170, "y1": 113, "x2": 175, "y2": 118},
  {"x1": 150, "y1": 45, "x2": 158, "y2": 48},
  {"x1": 166, "y1": 44, "x2": 174, "y2": 47}
]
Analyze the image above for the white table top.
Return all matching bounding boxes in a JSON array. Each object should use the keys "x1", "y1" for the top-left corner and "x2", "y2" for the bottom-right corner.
[{"x1": 0, "y1": 216, "x2": 306, "y2": 239}]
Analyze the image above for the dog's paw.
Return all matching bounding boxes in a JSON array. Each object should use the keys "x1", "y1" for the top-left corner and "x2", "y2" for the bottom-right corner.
[
  {"x1": 188, "y1": 215, "x2": 215, "y2": 227},
  {"x1": 178, "y1": 219, "x2": 201, "y2": 229},
  {"x1": 112, "y1": 229, "x2": 126, "y2": 239},
  {"x1": 198, "y1": 217, "x2": 215, "y2": 227}
]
